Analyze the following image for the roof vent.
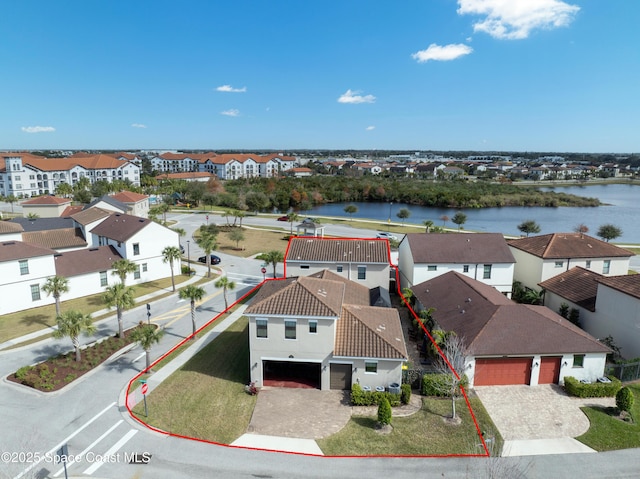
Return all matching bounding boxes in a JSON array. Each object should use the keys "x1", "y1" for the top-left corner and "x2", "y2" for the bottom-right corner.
[
  {"x1": 466, "y1": 298, "x2": 472, "y2": 303},
  {"x1": 89, "y1": 248, "x2": 99, "y2": 251}
]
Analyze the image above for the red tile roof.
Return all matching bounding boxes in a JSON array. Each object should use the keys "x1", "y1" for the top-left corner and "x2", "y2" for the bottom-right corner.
[
  {"x1": 22, "y1": 228, "x2": 87, "y2": 250},
  {"x1": 21, "y1": 195, "x2": 71, "y2": 206},
  {"x1": 597, "y1": 274, "x2": 640, "y2": 300},
  {"x1": 508, "y1": 233, "x2": 633, "y2": 259},
  {"x1": 286, "y1": 237, "x2": 390, "y2": 264},
  {"x1": 404, "y1": 233, "x2": 515, "y2": 264},
  {"x1": 110, "y1": 191, "x2": 148, "y2": 203}
]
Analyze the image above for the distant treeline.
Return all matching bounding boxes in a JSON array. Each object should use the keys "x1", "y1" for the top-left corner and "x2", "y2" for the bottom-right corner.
[{"x1": 218, "y1": 177, "x2": 600, "y2": 212}]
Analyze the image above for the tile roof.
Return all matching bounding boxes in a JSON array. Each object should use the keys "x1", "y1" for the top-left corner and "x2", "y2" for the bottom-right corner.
[
  {"x1": 21, "y1": 195, "x2": 71, "y2": 206},
  {"x1": 10, "y1": 217, "x2": 74, "y2": 232},
  {"x1": 0, "y1": 221, "x2": 24, "y2": 234},
  {"x1": 538, "y1": 266, "x2": 601, "y2": 311},
  {"x1": 89, "y1": 213, "x2": 151, "y2": 242},
  {"x1": 60, "y1": 205, "x2": 84, "y2": 217},
  {"x1": 286, "y1": 237, "x2": 390, "y2": 264},
  {"x1": 597, "y1": 274, "x2": 640, "y2": 300},
  {"x1": 412, "y1": 271, "x2": 609, "y2": 356},
  {"x1": 54, "y1": 245, "x2": 122, "y2": 277},
  {"x1": 86, "y1": 195, "x2": 131, "y2": 213},
  {"x1": 22, "y1": 227, "x2": 87, "y2": 250},
  {"x1": 308, "y1": 269, "x2": 370, "y2": 305},
  {"x1": 0, "y1": 240, "x2": 55, "y2": 262},
  {"x1": 71, "y1": 207, "x2": 112, "y2": 225},
  {"x1": 110, "y1": 191, "x2": 148, "y2": 203},
  {"x1": 403, "y1": 233, "x2": 515, "y2": 264},
  {"x1": 22, "y1": 154, "x2": 134, "y2": 172},
  {"x1": 508, "y1": 233, "x2": 633, "y2": 259},
  {"x1": 335, "y1": 304, "x2": 407, "y2": 359}
]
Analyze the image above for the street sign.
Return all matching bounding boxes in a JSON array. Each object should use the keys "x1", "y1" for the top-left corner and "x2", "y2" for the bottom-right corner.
[
  {"x1": 261, "y1": 267, "x2": 267, "y2": 274},
  {"x1": 141, "y1": 383, "x2": 148, "y2": 395}
]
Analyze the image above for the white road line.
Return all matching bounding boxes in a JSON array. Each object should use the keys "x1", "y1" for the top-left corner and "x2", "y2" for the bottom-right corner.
[
  {"x1": 132, "y1": 352, "x2": 146, "y2": 363},
  {"x1": 14, "y1": 401, "x2": 116, "y2": 479},
  {"x1": 227, "y1": 272, "x2": 263, "y2": 279},
  {"x1": 82, "y1": 429, "x2": 138, "y2": 475},
  {"x1": 52, "y1": 420, "x2": 123, "y2": 477}
]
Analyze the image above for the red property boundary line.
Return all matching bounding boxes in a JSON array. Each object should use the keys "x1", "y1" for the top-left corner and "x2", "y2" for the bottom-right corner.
[{"x1": 125, "y1": 236, "x2": 490, "y2": 458}]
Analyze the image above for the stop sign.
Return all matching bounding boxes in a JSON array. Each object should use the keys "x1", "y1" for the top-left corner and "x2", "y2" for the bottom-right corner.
[
  {"x1": 141, "y1": 383, "x2": 148, "y2": 395},
  {"x1": 261, "y1": 267, "x2": 267, "y2": 274}
]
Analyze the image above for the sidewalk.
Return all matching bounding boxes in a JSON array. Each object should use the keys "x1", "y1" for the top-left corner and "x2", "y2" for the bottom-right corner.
[{"x1": 0, "y1": 262, "x2": 214, "y2": 351}]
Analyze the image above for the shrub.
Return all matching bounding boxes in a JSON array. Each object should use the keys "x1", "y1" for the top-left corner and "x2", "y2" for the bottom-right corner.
[
  {"x1": 422, "y1": 373, "x2": 469, "y2": 397},
  {"x1": 564, "y1": 376, "x2": 621, "y2": 398},
  {"x1": 377, "y1": 398, "x2": 392, "y2": 425},
  {"x1": 616, "y1": 387, "x2": 634, "y2": 413},
  {"x1": 15, "y1": 365, "x2": 34, "y2": 381},
  {"x1": 401, "y1": 384, "x2": 411, "y2": 405},
  {"x1": 64, "y1": 374, "x2": 77, "y2": 383},
  {"x1": 351, "y1": 384, "x2": 401, "y2": 407}
]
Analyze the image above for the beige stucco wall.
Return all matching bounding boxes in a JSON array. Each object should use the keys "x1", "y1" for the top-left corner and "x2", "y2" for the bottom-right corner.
[{"x1": 286, "y1": 262, "x2": 389, "y2": 291}]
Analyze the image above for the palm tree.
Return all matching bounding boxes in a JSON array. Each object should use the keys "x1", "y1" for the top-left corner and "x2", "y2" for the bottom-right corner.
[
  {"x1": 179, "y1": 285, "x2": 205, "y2": 339},
  {"x1": 423, "y1": 220, "x2": 434, "y2": 233},
  {"x1": 162, "y1": 246, "x2": 182, "y2": 292},
  {"x1": 196, "y1": 232, "x2": 217, "y2": 278},
  {"x1": 256, "y1": 250, "x2": 285, "y2": 278},
  {"x1": 55, "y1": 182, "x2": 73, "y2": 198},
  {"x1": 53, "y1": 310, "x2": 96, "y2": 362},
  {"x1": 157, "y1": 203, "x2": 171, "y2": 223},
  {"x1": 286, "y1": 212, "x2": 299, "y2": 235},
  {"x1": 5, "y1": 194, "x2": 17, "y2": 213},
  {"x1": 103, "y1": 283, "x2": 136, "y2": 338},
  {"x1": 129, "y1": 324, "x2": 164, "y2": 372},
  {"x1": 42, "y1": 275, "x2": 69, "y2": 317},
  {"x1": 111, "y1": 259, "x2": 138, "y2": 286},
  {"x1": 215, "y1": 276, "x2": 236, "y2": 312}
]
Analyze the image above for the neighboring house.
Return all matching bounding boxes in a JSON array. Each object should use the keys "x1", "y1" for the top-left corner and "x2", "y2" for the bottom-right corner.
[
  {"x1": 0, "y1": 221, "x2": 24, "y2": 242},
  {"x1": 22, "y1": 228, "x2": 87, "y2": 252},
  {"x1": 411, "y1": 271, "x2": 609, "y2": 387},
  {"x1": 71, "y1": 207, "x2": 113, "y2": 241},
  {"x1": 287, "y1": 167, "x2": 313, "y2": 177},
  {"x1": 542, "y1": 268, "x2": 640, "y2": 359},
  {"x1": 110, "y1": 191, "x2": 150, "y2": 219},
  {"x1": 86, "y1": 195, "x2": 131, "y2": 215},
  {"x1": 285, "y1": 237, "x2": 391, "y2": 297},
  {"x1": 508, "y1": 233, "x2": 633, "y2": 291},
  {"x1": 21, "y1": 195, "x2": 72, "y2": 218},
  {"x1": 245, "y1": 272, "x2": 407, "y2": 391},
  {"x1": 398, "y1": 233, "x2": 515, "y2": 297},
  {"x1": 90, "y1": 213, "x2": 180, "y2": 285}
]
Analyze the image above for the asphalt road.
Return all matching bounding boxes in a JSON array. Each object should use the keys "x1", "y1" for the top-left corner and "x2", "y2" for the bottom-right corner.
[{"x1": 1, "y1": 211, "x2": 640, "y2": 478}]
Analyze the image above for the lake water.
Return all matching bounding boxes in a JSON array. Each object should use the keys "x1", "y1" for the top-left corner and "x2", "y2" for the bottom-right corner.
[{"x1": 309, "y1": 183, "x2": 640, "y2": 244}]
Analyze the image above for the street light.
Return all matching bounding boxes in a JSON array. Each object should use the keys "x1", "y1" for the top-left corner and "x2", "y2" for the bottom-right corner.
[
  {"x1": 388, "y1": 202, "x2": 393, "y2": 231},
  {"x1": 187, "y1": 240, "x2": 191, "y2": 274}
]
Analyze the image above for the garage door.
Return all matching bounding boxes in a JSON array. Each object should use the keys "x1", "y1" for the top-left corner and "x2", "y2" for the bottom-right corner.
[
  {"x1": 263, "y1": 361, "x2": 321, "y2": 389},
  {"x1": 539, "y1": 357, "x2": 562, "y2": 384},
  {"x1": 330, "y1": 363, "x2": 352, "y2": 390},
  {"x1": 475, "y1": 358, "x2": 533, "y2": 386}
]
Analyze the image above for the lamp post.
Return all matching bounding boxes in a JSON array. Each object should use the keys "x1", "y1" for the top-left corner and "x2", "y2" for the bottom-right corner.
[
  {"x1": 187, "y1": 240, "x2": 191, "y2": 274},
  {"x1": 388, "y1": 202, "x2": 393, "y2": 231}
]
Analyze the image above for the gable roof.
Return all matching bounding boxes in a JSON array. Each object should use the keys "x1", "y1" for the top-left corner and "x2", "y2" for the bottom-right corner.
[
  {"x1": 86, "y1": 195, "x2": 131, "y2": 213},
  {"x1": 22, "y1": 227, "x2": 88, "y2": 250},
  {"x1": 22, "y1": 154, "x2": 134, "y2": 172},
  {"x1": 71, "y1": 206, "x2": 112, "y2": 226},
  {"x1": 308, "y1": 269, "x2": 370, "y2": 305},
  {"x1": 90, "y1": 213, "x2": 152, "y2": 242},
  {"x1": 413, "y1": 271, "x2": 609, "y2": 356},
  {"x1": 0, "y1": 240, "x2": 55, "y2": 262},
  {"x1": 0, "y1": 221, "x2": 24, "y2": 234},
  {"x1": 508, "y1": 233, "x2": 633, "y2": 259},
  {"x1": 597, "y1": 274, "x2": 640, "y2": 300},
  {"x1": 60, "y1": 205, "x2": 84, "y2": 217},
  {"x1": 21, "y1": 195, "x2": 71, "y2": 206},
  {"x1": 110, "y1": 191, "x2": 148, "y2": 203},
  {"x1": 286, "y1": 237, "x2": 390, "y2": 264},
  {"x1": 539, "y1": 266, "x2": 601, "y2": 312},
  {"x1": 403, "y1": 233, "x2": 515, "y2": 264},
  {"x1": 54, "y1": 245, "x2": 122, "y2": 277}
]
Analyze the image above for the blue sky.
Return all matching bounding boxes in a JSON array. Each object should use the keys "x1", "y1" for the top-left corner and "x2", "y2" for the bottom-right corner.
[{"x1": 1, "y1": 0, "x2": 639, "y2": 153}]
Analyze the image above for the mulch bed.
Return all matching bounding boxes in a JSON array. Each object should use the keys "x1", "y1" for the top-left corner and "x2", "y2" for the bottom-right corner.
[{"x1": 7, "y1": 325, "x2": 146, "y2": 392}]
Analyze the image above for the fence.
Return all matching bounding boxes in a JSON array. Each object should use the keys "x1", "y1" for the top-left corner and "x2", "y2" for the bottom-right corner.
[{"x1": 608, "y1": 361, "x2": 640, "y2": 382}]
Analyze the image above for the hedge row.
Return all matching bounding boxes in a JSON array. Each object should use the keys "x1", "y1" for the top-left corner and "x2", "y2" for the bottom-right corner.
[
  {"x1": 351, "y1": 384, "x2": 401, "y2": 406},
  {"x1": 564, "y1": 376, "x2": 621, "y2": 398}
]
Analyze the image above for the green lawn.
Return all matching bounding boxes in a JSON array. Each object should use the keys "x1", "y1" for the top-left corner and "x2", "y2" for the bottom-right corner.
[
  {"x1": 576, "y1": 383, "x2": 640, "y2": 451},
  {"x1": 317, "y1": 396, "x2": 501, "y2": 456}
]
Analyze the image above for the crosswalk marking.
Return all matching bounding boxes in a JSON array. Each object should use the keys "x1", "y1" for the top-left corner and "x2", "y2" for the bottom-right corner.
[{"x1": 82, "y1": 429, "x2": 138, "y2": 475}]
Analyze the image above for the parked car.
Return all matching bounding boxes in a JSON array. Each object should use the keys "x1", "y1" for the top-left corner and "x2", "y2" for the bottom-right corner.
[
  {"x1": 277, "y1": 215, "x2": 289, "y2": 221},
  {"x1": 302, "y1": 217, "x2": 318, "y2": 224},
  {"x1": 198, "y1": 254, "x2": 221, "y2": 265},
  {"x1": 376, "y1": 232, "x2": 398, "y2": 241}
]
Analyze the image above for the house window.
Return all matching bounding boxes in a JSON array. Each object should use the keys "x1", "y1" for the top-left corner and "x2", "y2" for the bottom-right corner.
[
  {"x1": 134, "y1": 266, "x2": 141, "y2": 280},
  {"x1": 256, "y1": 319, "x2": 268, "y2": 338},
  {"x1": 30, "y1": 284, "x2": 41, "y2": 301},
  {"x1": 427, "y1": 265, "x2": 437, "y2": 271},
  {"x1": 585, "y1": 260, "x2": 591, "y2": 269},
  {"x1": 309, "y1": 320, "x2": 317, "y2": 334},
  {"x1": 336, "y1": 265, "x2": 343, "y2": 273},
  {"x1": 365, "y1": 361, "x2": 378, "y2": 374},
  {"x1": 573, "y1": 354, "x2": 585, "y2": 368},
  {"x1": 19, "y1": 260, "x2": 29, "y2": 275},
  {"x1": 300, "y1": 265, "x2": 310, "y2": 270},
  {"x1": 100, "y1": 271, "x2": 108, "y2": 286},
  {"x1": 555, "y1": 261, "x2": 564, "y2": 268},
  {"x1": 357, "y1": 266, "x2": 366, "y2": 280},
  {"x1": 142, "y1": 263, "x2": 148, "y2": 272},
  {"x1": 133, "y1": 243, "x2": 140, "y2": 256},
  {"x1": 285, "y1": 320, "x2": 297, "y2": 340},
  {"x1": 483, "y1": 264, "x2": 492, "y2": 279},
  {"x1": 603, "y1": 260, "x2": 611, "y2": 274},
  {"x1": 463, "y1": 265, "x2": 469, "y2": 273}
]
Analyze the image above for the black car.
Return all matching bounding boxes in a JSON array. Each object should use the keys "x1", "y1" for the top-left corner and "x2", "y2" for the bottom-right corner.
[{"x1": 198, "y1": 254, "x2": 221, "y2": 265}]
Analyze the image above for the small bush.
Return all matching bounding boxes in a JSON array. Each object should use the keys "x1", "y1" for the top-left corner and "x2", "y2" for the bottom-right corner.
[
  {"x1": 351, "y1": 384, "x2": 401, "y2": 407},
  {"x1": 401, "y1": 384, "x2": 412, "y2": 405},
  {"x1": 616, "y1": 387, "x2": 634, "y2": 413},
  {"x1": 564, "y1": 376, "x2": 621, "y2": 398},
  {"x1": 15, "y1": 365, "x2": 34, "y2": 381},
  {"x1": 64, "y1": 374, "x2": 77, "y2": 383},
  {"x1": 377, "y1": 398, "x2": 392, "y2": 425},
  {"x1": 422, "y1": 373, "x2": 469, "y2": 397}
]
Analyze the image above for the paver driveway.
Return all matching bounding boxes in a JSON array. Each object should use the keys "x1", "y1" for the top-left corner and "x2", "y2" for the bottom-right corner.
[{"x1": 475, "y1": 384, "x2": 615, "y2": 441}]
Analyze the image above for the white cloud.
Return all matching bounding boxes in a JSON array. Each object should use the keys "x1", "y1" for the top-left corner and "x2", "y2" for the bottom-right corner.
[
  {"x1": 131, "y1": 123, "x2": 147, "y2": 128},
  {"x1": 412, "y1": 43, "x2": 473, "y2": 63},
  {"x1": 366, "y1": 126, "x2": 376, "y2": 131},
  {"x1": 221, "y1": 109, "x2": 240, "y2": 117},
  {"x1": 457, "y1": 0, "x2": 580, "y2": 40},
  {"x1": 216, "y1": 84, "x2": 247, "y2": 93},
  {"x1": 337, "y1": 89, "x2": 376, "y2": 104},
  {"x1": 21, "y1": 126, "x2": 55, "y2": 133}
]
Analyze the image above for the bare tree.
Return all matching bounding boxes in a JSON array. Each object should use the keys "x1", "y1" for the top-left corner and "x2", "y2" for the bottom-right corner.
[{"x1": 433, "y1": 333, "x2": 471, "y2": 420}]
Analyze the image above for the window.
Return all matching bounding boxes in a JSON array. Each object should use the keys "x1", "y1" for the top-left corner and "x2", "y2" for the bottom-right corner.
[
  {"x1": 142, "y1": 263, "x2": 148, "y2": 272},
  {"x1": 573, "y1": 354, "x2": 585, "y2": 368},
  {"x1": 555, "y1": 261, "x2": 564, "y2": 268},
  {"x1": 357, "y1": 265, "x2": 366, "y2": 280},
  {"x1": 336, "y1": 265, "x2": 343, "y2": 273},
  {"x1": 134, "y1": 266, "x2": 141, "y2": 280},
  {"x1": 285, "y1": 320, "x2": 297, "y2": 340},
  {"x1": 133, "y1": 243, "x2": 140, "y2": 256},
  {"x1": 483, "y1": 264, "x2": 492, "y2": 279},
  {"x1": 30, "y1": 284, "x2": 41, "y2": 301},
  {"x1": 427, "y1": 265, "x2": 437, "y2": 271},
  {"x1": 603, "y1": 260, "x2": 611, "y2": 275},
  {"x1": 365, "y1": 361, "x2": 378, "y2": 374},
  {"x1": 100, "y1": 271, "x2": 108, "y2": 287},
  {"x1": 463, "y1": 265, "x2": 469, "y2": 273},
  {"x1": 585, "y1": 260, "x2": 591, "y2": 269},
  {"x1": 309, "y1": 320, "x2": 317, "y2": 334},
  {"x1": 256, "y1": 319, "x2": 268, "y2": 338},
  {"x1": 19, "y1": 260, "x2": 29, "y2": 275}
]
